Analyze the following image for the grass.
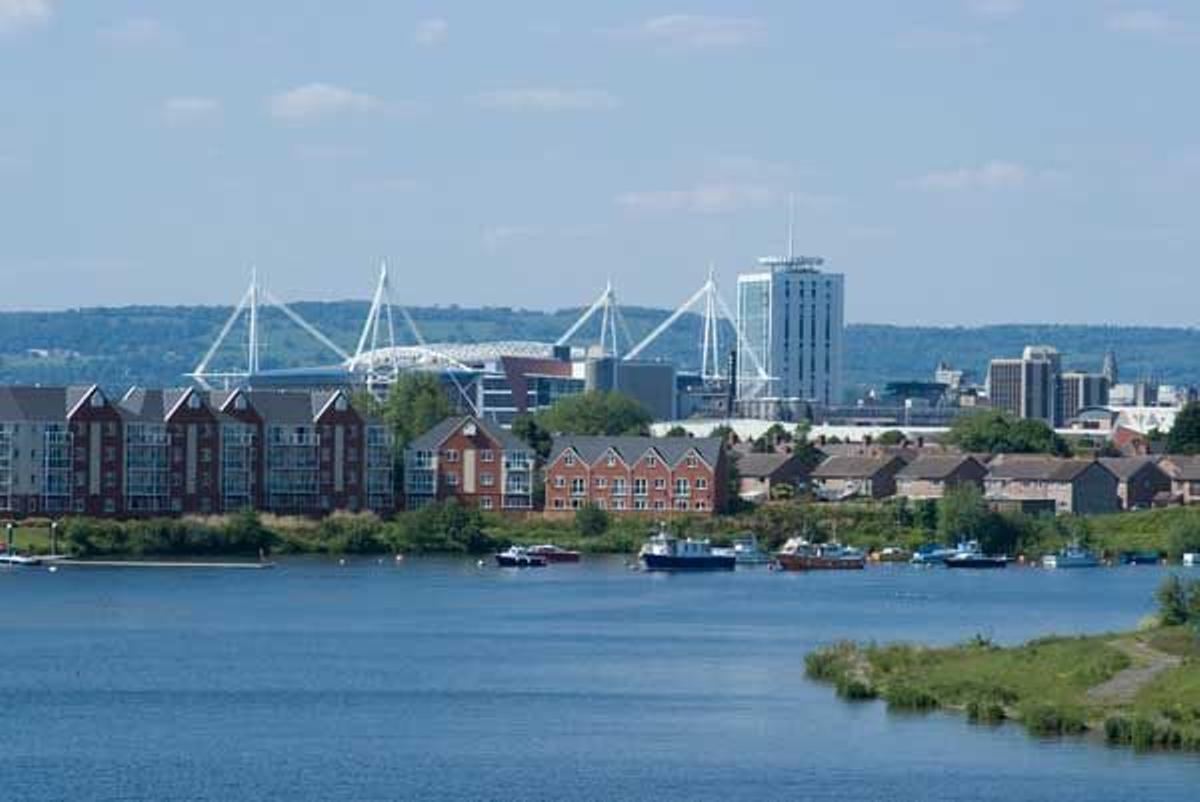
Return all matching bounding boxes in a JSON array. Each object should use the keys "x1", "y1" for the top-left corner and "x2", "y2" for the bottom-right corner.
[{"x1": 805, "y1": 629, "x2": 1200, "y2": 753}]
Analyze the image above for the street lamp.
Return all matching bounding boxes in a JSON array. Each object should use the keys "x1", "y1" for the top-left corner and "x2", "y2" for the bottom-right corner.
[
  {"x1": 51, "y1": 520, "x2": 58, "y2": 557},
  {"x1": 4, "y1": 522, "x2": 12, "y2": 556}
]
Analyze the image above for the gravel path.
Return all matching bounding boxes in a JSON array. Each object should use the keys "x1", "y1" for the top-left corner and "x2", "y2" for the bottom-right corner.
[{"x1": 1086, "y1": 639, "x2": 1182, "y2": 704}]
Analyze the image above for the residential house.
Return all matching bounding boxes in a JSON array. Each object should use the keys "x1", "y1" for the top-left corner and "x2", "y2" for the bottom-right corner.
[
  {"x1": 735, "y1": 452, "x2": 813, "y2": 502},
  {"x1": 404, "y1": 415, "x2": 535, "y2": 512},
  {"x1": 1098, "y1": 457, "x2": 1172, "y2": 510},
  {"x1": 895, "y1": 455, "x2": 988, "y2": 500},
  {"x1": 543, "y1": 436, "x2": 727, "y2": 515},
  {"x1": 983, "y1": 456, "x2": 1119, "y2": 515},
  {"x1": 1159, "y1": 456, "x2": 1200, "y2": 505},
  {"x1": 810, "y1": 455, "x2": 907, "y2": 501}
]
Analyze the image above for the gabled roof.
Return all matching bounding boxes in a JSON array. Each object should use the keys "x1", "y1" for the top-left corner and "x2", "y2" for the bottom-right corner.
[
  {"x1": 0, "y1": 386, "x2": 68, "y2": 421},
  {"x1": 896, "y1": 455, "x2": 984, "y2": 481},
  {"x1": 550, "y1": 435, "x2": 722, "y2": 468},
  {"x1": 1098, "y1": 457, "x2": 1165, "y2": 480},
  {"x1": 1160, "y1": 455, "x2": 1200, "y2": 481},
  {"x1": 811, "y1": 455, "x2": 903, "y2": 479},
  {"x1": 116, "y1": 387, "x2": 168, "y2": 422},
  {"x1": 986, "y1": 456, "x2": 1106, "y2": 482},
  {"x1": 243, "y1": 390, "x2": 320, "y2": 424},
  {"x1": 409, "y1": 415, "x2": 528, "y2": 452},
  {"x1": 65, "y1": 385, "x2": 103, "y2": 417},
  {"x1": 735, "y1": 452, "x2": 807, "y2": 479}
]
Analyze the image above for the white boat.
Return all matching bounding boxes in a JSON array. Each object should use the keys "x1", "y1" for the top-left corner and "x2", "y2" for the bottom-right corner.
[
  {"x1": 714, "y1": 535, "x2": 772, "y2": 565},
  {"x1": 1042, "y1": 543, "x2": 1101, "y2": 569},
  {"x1": 910, "y1": 544, "x2": 963, "y2": 565},
  {"x1": 639, "y1": 532, "x2": 735, "y2": 572},
  {"x1": 1182, "y1": 553, "x2": 1197, "y2": 567},
  {"x1": 0, "y1": 553, "x2": 43, "y2": 567}
]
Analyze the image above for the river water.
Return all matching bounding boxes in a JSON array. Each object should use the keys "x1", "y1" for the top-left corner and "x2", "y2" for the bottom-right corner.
[{"x1": 2, "y1": 557, "x2": 1197, "y2": 801}]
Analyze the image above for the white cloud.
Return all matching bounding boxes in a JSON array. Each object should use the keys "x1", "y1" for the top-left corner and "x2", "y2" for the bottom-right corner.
[
  {"x1": 1106, "y1": 10, "x2": 1173, "y2": 35},
  {"x1": 969, "y1": 0, "x2": 1022, "y2": 19},
  {"x1": 471, "y1": 88, "x2": 619, "y2": 112},
  {"x1": 413, "y1": 18, "x2": 448, "y2": 46},
  {"x1": 618, "y1": 184, "x2": 774, "y2": 215},
  {"x1": 0, "y1": 0, "x2": 51, "y2": 35},
  {"x1": 267, "y1": 83, "x2": 383, "y2": 122},
  {"x1": 161, "y1": 97, "x2": 221, "y2": 126},
  {"x1": 98, "y1": 17, "x2": 175, "y2": 47},
  {"x1": 619, "y1": 15, "x2": 766, "y2": 49},
  {"x1": 908, "y1": 161, "x2": 1031, "y2": 192}
]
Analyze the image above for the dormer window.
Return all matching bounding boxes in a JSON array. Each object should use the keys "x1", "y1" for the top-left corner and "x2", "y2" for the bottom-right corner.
[
  {"x1": 89, "y1": 392, "x2": 104, "y2": 408},
  {"x1": 188, "y1": 394, "x2": 202, "y2": 410},
  {"x1": 335, "y1": 395, "x2": 348, "y2": 412},
  {"x1": 606, "y1": 452, "x2": 617, "y2": 467},
  {"x1": 463, "y1": 422, "x2": 477, "y2": 437},
  {"x1": 234, "y1": 395, "x2": 247, "y2": 411},
  {"x1": 645, "y1": 455, "x2": 658, "y2": 468},
  {"x1": 564, "y1": 452, "x2": 575, "y2": 467}
]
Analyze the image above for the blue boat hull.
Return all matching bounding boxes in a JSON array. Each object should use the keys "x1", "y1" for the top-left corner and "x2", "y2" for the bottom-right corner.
[{"x1": 642, "y1": 554, "x2": 735, "y2": 572}]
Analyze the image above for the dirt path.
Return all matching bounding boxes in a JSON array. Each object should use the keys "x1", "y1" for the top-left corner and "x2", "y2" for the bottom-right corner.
[{"x1": 1086, "y1": 639, "x2": 1182, "y2": 704}]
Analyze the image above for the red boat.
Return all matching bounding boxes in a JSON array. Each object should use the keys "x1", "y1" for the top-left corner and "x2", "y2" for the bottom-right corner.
[
  {"x1": 527, "y1": 544, "x2": 582, "y2": 563},
  {"x1": 775, "y1": 539, "x2": 866, "y2": 571}
]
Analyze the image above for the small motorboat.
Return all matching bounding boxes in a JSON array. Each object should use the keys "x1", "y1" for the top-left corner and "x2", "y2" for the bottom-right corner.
[
  {"x1": 639, "y1": 530, "x2": 735, "y2": 572},
  {"x1": 494, "y1": 546, "x2": 547, "y2": 568},
  {"x1": 0, "y1": 553, "x2": 43, "y2": 567},
  {"x1": 714, "y1": 535, "x2": 773, "y2": 566},
  {"x1": 775, "y1": 538, "x2": 866, "y2": 571},
  {"x1": 944, "y1": 541, "x2": 1007, "y2": 569},
  {"x1": 874, "y1": 546, "x2": 911, "y2": 563},
  {"x1": 1042, "y1": 543, "x2": 1101, "y2": 569},
  {"x1": 526, "y1": 544, "x2": 581, "y2": 563},
  {"x1": 1119, "y1": 550, "x2": 1161, "y2": 566},
  {"x1": 910, "y1": 543, "x2": 962, "y2": 565}
]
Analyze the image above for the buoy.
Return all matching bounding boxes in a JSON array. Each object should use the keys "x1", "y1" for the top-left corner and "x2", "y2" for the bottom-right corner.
[
  {"x1": 338, "y1": 558, "x2": 346, "y2": 566},
  {"x1": 476, "y1": 559, "x2": 485, "y2": 568},
  {"x1": 48, "y1": 565, "x2": 58, "y2": 573}
]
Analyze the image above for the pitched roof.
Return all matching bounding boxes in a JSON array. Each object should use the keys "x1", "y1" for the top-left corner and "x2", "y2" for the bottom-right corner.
[
  {"x1": 1098, "y1": 457, "x2": 1164, "y2": 480},
  {"x1": 986, "y1": 456, "x2": 1104, "y2": 482},
  {"x1": 736, "y1": 452, "x2": 807, "y2": 479},
  {"x1": 410, "y1": 415, "x2": 528, "y2": 452},
  {"x1": 116, "y1": 387, "x2": 168, "y2": 422},
  {"x1": 0, "y1": 386, "x2": 68, "y2": 421},
  {"x1": 243, "y1": 390, "x2": 322, "y2": 424},
  {"x1": 551, "y1": 435, "x2": 722, "y2": 467},
  {"x1": 896, "y1": 455, "x2": 983, "y2": 481},
  {"x1": 811, "y1": 455, "x2": 902, "y2": 479},
  {"x1": 1161, "y1": 455, "x2": 1200, "y2": 481}
]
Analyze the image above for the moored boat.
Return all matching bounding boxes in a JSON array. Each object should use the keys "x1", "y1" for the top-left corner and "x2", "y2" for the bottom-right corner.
[
  {"x1": 874, "y1": 546, "x2": 911, "y2": 563},
  {"x1": 1119, "y1": 550, "x2": 1161, "y2": 566},
  {"x1": 714, "y1": 535, "x2": 773, "y2": 566},
  {"x1": 0, "y1": 553, "x2": 42, "y2": 567},
  {"x1": 910, "y1": 543, "x2": 962, "y2": 565},
  {"x1": 775, "y1": 538, "x2": 866, "y2": 571},
  {"x1": 944, "y1": 541, "x2": 1007, "y2": 569},
  {"x1": 639, "y1": 531, "x2": 735, "y2": 572},
  {"x1": 494, "y1": 546, "x2": 547, "y2": 568},
  {"x1": 1042, "y1": 543, "x2": 1101, "y2": 569},
  {"x1": 527, "y1": 544, "x2": 581, "y2": 563}
]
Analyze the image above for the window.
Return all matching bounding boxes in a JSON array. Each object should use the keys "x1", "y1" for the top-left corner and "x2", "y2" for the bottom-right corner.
[
  {"x1": 674, "y1": 478, "x2": 690, "y2": 497},
  {"x1": 694, "y1": 501, "x2": 708, "y2": 511},
  {"x1": 570, "y1": 498, "x2": 582, "y2": 509},
  {"x1": 554, "y1": 476, "x2": 565, "y2": 489},
  {"x1": 612, "y1": 478, "x2": 627, "y2": 496},
  {"x1": 596, "y1": 499, "x2": 607, "y2": 510},
  {"x1": 634, "y1": 478, "x2": 647, "y2": 496},
  {"x1": 606, "y1": 452, "x2": 617, "y2": 467},
  {"x1": 234, "y1": 395, "x2": 247, "y2": 411},
  {"x1": 696, "y1": 478, "x2": 708, "y2": 491},
  {"x1": 654, "y1": 478, "x2": 666, "y2": 490},
  {"x1": 675, "y1": 499, "x2": 689, "y2": 510},
  {"x1": 444, "y1": 473, "x2": 459, "y2": 487},
  {"x1": 613, "y1": 498, "x2": 626, "y2": 510},
  {"x1": 103, "y1": 498, "x2": 115, "y2": 513},
  {"x1": 90, "y1": 393, "x2": 104, "y2": 408},
  {"x1": 654, "y1": 500, "x2": 665, "y2": 511},
  {"x1": 481, "y1": 450, "x2": 494, "y2": 463},
  {"x1": 564, "y1": 452, "x2": 575, "y2": 467},
  {"x1": 335, "y1": 395, "x2": 348, "y2": 412},
  {"x1": 480, "y1": 473, "x2": 494, "y2": 487},
  {"x1": 553, "y1": 498, "x2": 565, "y2": 509},
  {"x1": 480, "y1": 496, "x2": 494, "y2": 510},
  {"x1": 570, "y1": 477, "x2": 586, "y2": 496},
  {"x1": 595, "y1": 477, "x2": 607, "y2": 488},
  {"x1": 645, "y1": 455, "x2": 658, "y2": 468},
  {"x1": 634, "y1": 499, "x2": 647, "y2": 510},
  {"x1": 188, "y1": 394, "x2": 202, "y2": 410},
  {"x1": 686, "y1": 455, "x2": 698, "y2": 468},
  {"x1": 444, "y1": 449, "x2": 459, "y2": 463}
]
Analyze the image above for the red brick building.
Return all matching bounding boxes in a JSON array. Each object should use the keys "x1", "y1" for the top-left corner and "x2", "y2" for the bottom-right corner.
[
  {"x1": 543, "y1": 436, "x2": 727, "y2": 515},
  {"x1": 403, "y1": 416, "x2": 535, "y2": 512}
]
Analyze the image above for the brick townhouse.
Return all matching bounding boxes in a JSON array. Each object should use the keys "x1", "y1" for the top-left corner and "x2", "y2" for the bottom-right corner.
[
  {"x1": 0, "y1": 384, "x2": 394, "y2": 518},
  {"x1": 543, "y1": 436, "x2": 727, "y2": 515},
  {"x1": 403, "y1": 415, "x2": 535, "y2": 512}
]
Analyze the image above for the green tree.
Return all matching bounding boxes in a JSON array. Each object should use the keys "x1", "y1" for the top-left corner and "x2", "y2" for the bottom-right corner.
[
  {"x1": 769, "y1": 482, "x2": 796, "y2": 501},
  {"x1": 536, "y1": 391, "x2": 652, "y2": 436},
  {"x1": 1156, "y1": 575, "x2": 1189, "y2": 626},
  {"x1": 575, "y1": 503, "x2": 610, "y2": 537},
  {"x1": 938, "y1": 484, "x2": 989, "y2": 543},
  {"x1": 511, "y1": 414, "x2": 553, "y2": 460},
  {"x1": 1167, "y1": 402, "x2": 1200, "y2": 455},
  {"x1": 915, "y1": 499, "x2": 939, "y2": 532},
  {"x1": 877, "y1": 429, "x2": 906, "y2": 446},
  {"x1": 1186, "y1": 579, "x2": 1200, "y2": 624},
  {"x1": 946, "y1": 410, "x2": 1068, "y2": 456},
  {"x1": 381, "y1": 372, "x2": 454, "y2": 449},
  {"x1": 1167, "y1": 515, "x2": 1200, "y2": 560},
  {"x1": 664, "y1": 425, "x2": 691, "y2": 438},
  {"x1": 708, "y1": 424, "x2": 738, "y2": 444}
]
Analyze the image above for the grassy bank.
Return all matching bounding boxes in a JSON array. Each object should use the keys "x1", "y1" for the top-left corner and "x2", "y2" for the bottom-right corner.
[
  {"x1": 805, "y1": 626, "x2": 1200, "y2": 752},
  {"x1": 4, "y1": 501, "x2": 1200, "y2": 559}
]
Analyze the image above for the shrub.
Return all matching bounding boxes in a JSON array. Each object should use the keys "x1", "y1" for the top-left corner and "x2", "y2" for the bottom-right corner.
[
  {"x1": 1105, "y1": 716, "x2": 1133, "y2": 744},
  {"x1": 575, "y1": 503, "x2": 610, "y2": 537},
  {"x1": 1019, "y1": 702, "x2": 1086, "y2": 736},
  {"x1": 967, "y1": 700, "x2": 1007, "y2": 724},
  {"x1": 836, "y1": 678, "x2": 877, "y2": 700},
  {"x1": 884, "y1": 684, "x2": 939, "y2": 711},
  {"x1": 1156, "y1": 575, "x2": 1190, "y2": 626}
]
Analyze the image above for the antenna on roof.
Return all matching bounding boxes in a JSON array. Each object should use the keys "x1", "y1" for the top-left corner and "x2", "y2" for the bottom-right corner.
[{"x1": 787, "y1": 192, "x2": 795, "y2": 260}]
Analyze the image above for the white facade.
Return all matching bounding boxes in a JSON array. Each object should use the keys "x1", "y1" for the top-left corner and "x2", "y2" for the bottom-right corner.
[{"x1": 736, "y1": 257, "x2": 844, "y2": 405}]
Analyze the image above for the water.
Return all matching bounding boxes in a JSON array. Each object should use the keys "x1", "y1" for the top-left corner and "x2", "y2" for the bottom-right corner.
[{"x1": 2, "y1": 558, "x2": 1197, "y2": 801}]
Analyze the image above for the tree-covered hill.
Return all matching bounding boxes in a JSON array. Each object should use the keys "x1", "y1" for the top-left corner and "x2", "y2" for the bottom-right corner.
[{"x1": 1, "y1": 303, "x2": 1197, "y2": 395}]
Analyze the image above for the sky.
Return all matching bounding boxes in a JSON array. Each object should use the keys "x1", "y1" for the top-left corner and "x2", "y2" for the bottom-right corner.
[{"x1": 1, "y1": 0, "x2": 1198, "y2": 326}]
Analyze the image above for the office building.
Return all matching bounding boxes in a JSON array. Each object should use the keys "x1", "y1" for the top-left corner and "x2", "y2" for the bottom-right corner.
[
  {"x1": 986, "y1": 346, "x2": 1060, "y2": 425},
  {"x1": 735, "y1": 254, "x2": 844, "y2": 407}
]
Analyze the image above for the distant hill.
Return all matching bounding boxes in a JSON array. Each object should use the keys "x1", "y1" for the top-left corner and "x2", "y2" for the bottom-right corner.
[{"x1": 1, "y1": 303, "x2": 1197, "y2": 396}]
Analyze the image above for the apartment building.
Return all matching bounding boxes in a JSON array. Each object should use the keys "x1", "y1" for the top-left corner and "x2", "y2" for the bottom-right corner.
[
  {"x1": 543, "y1": 436, "x2": 727, "y2": 515},
  {"x1": 0, "y1": 385, "x2": 394, "y2": 518},
  {"x1": 403, "y1": 415, "x2": 535, "y2": 511}
]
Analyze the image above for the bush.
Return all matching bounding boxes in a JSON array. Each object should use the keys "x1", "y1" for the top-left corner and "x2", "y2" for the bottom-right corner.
[
  {"x1": 1157, "y1": 575, "x2": 1190, "y2": 626},
  {"x1": 1019, "y1": 702, "x2": 1087, "y2": 736},
  {"x1": 967, "y1": 699, "x2": 1007, "y2": 724},
  {"x1": 575, "y1": 503, "x2": 610, "y2": 537},
  {"x1": 836, "y1": 678, "x2": 877, "y2": 700},
  {"x1": 884, "y1": 684, "x2": 939, "y2": 711}
]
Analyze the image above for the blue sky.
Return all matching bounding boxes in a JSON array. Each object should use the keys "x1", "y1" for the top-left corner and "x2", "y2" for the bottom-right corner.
[{"x1": 1, "y1": 1, "x2": 1197, "y2": 325}]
